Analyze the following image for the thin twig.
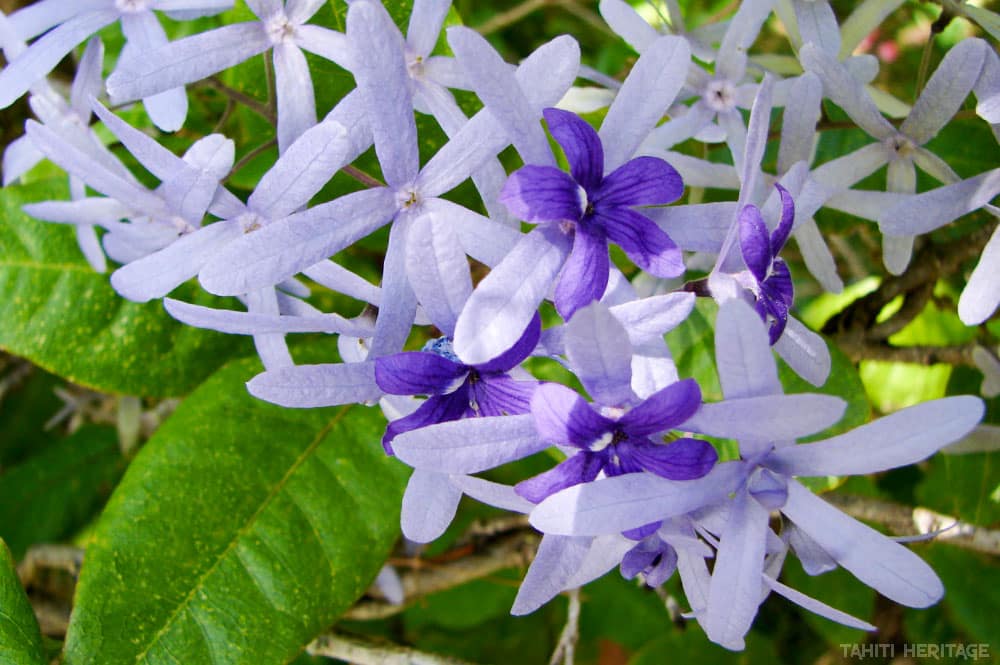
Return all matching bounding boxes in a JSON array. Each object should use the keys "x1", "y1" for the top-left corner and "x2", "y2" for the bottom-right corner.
[
  {"x1": 344, "y1": 529, "x2": 540, "y2": 620},
  {"x1": 226, "y1": 139, "x2": 278, "y2": 182},
  {"x1": 549, "y1": 588, "x2": 581, "y2": 665},
  {"x1": 307, "y1": 632, "x2": 479, "y2": 664},
  {"x1": 825, "y1": 494, "x2": 1000, "y2": 557},
  {"x1": 342, "y1": 164, "x2": 385, "y2": 188},
  {"x1": 201, "y1": 77, "x2": 275, "y2": 124},
  {"x1": 263, "y1": 53, "x2": 276, "y2": 118},
  {"x1": 475, "y1": 0, "x2": 551, "y2": 35}
]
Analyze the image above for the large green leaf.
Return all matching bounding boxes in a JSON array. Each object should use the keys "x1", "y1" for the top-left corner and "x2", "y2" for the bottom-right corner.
[
  {"x1": 0, "y1": 425, "x2": 124, "y2": 559},
  {"x1": 63, "y1": 356, "x2": 406, "y2": 664},
  {"x1": 0, "y1": 539, "x2": 46, "y2": 665},
  {"x1": 0, "y1": 181, "x2": 249, "y2": 397}
]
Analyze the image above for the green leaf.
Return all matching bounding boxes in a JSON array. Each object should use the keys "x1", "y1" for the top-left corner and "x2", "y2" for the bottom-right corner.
[
  {"x1": 0, "y1": 181, "x2": 250, "y2": 397},
  {"x1": 63, "y1": 355, "x2": 406, "y2": 665},
  {"x1": 780, "y1": 562, "x2": 876, "y2": 647},
  {"x1": 0, "y1": 539, "x2": 46, "y2": 665},
  {"x1": 628, "y1": 625, "x2": 779, "y2": 665},
  {"x1": 0, "y1": 425, "x2": 125, "y2": 559}
]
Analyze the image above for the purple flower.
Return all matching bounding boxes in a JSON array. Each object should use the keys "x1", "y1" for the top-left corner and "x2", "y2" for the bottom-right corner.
[
  {"x1": 499, "y1": 107, "x2": 684, "y2": 319},
  {"x1": 374, "y1": 315, "x2": 541, "y2": 453},
  {"x1": 620, "y1": 532, "x2": 678, "y2": 588},
  {"x1": 514, "y1": 378, "x2": 717, "y2": 503},
  {"x1": 737, "y1": 183, "x2": 795, "y2": 345}
]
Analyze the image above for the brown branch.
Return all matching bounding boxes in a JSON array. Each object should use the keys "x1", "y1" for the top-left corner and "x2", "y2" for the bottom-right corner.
[
  {"x1": 837, "y1": 341, "x2": 978, "y2": 367},
  {"x1": 344, "y1": 528, "x2": 540, "y2": 621},
  {"x1": 226, "y1": 138, "x2": 278, "y2": 182},
  {"x1": 341, "y1": 164, "x2": 385, "y2": 189},
  {"x1": 201, "y1": 77, "x2": 276, "y2": 124},
  {"x1": 307, "y1": 632, "x2": 479, "y2": 664},
  {"x1": 475, "y1": 0, "x2": 552, "y2": 35},
  {"x1": 824, "y1": 494, "x2": 1000, "y2": 557}
]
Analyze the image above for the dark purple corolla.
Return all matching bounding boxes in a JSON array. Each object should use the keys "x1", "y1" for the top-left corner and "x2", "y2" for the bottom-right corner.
[
  {"x1": 499, "y1": 108, "x2": 685, "y2": 319},
  {"x1": 375, "y1": 315, "x2": 541, "y2": 453},
  {"x1": 515, "y1": 378, "x2": 717, "y2": 502},
  {"x1": 738, "y1": 184, "x2": 795, "y2": 344},
  {"x1": 620, "y1": 533, "x2": 678, "y2": 588}
]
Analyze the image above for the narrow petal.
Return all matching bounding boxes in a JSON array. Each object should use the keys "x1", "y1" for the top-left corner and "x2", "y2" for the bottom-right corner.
[
  {"x1": 164, "y1": 298, "x2": 373, "y2": 336},
  {"x1": 529, "y1": 462, "x2": 745, "y2": 536},
  {"x1": 472, "y1": 375, "x2": 536, "y2": 417},
  {"x1": 703, "y1": 490, "x2": 770, "y2": 651},
  {"x1": 739, "y1": 204, "x2": 771, "y2": 282},
  {"x1": 627, "y1": 437, "x2": 717, "y2": 480},
  {"x1": 374, "y1": 352, "x2": 466, "y2": 396},
  {"x1": 619, "y1": 379, "x2": 701, "y2": 435},
  {"x1": 404, "y1": 209, "x2": 472, "y2": 337},
  {"x1": 382, "y1": 391, "x2": 469, "y2": 452},
  {"x1": 902, "y1": 38, "x2": 986, "y2": 145},
  {"x1": 878, "y1": 168, "x2": 1000, "y2": 236},
  {"x1": 198, "y1": 187, "x2": 397, "y2": 296},
  {"x1": 610, "y1": 292, "x2": 695, "y2": 346},
  {"x1": 393, "y1": 414, "x2": 548, "y2": 473},
  {"x1": 499, "y1": 165, "x2": 582, "y2": 223},
  {"x1": 515, "y1": 453, "x2": 604, "y2": 504},
  {"x1": 564, "y1": 301, "x2": 634, "y2": 406},
  {"x1": 348, "y1": 0, "x2": 418, "y2": 189},
  {"x1": 794, "y1": 217, "x2": 844, "y2": 294},
  {"x1": 782, "y1": 480, "x2": 944, "y2": 608},
  {"x1": 421, "y1": 197, "x2": 521, "y2": 270},
  {"x1": 107, "y1": 23, "x2": 270, "y2": 103},
  {"x1": 598, "y1": 0, "x2": 659, "y2": 53},
  {"x1": 594, "y1": 156, "x2": 683, "y2": 207},
  {"x1": 293, "y1": 24, "x2": 352, "y2": 69},
  {"x1": 249, "y1": 119, "x2": 351, "y2": 219},
  {"x1": 684, "y1": 394, "x2": 847, "y2": 442},
  {"x1": 778, "y1": 72, "x2": 822, "y2": 173},
  {"x1": 452, "y1": 475, "x2": 535, "y2": 514},
  {"x1": 370, "y1": 216, "x2": 418, "y2": 357},
  {"x1": 598, "y1": 207, "x2": 684, "y2": 278},
  {"x1": 25, "y1": 120, "x2": 170, "y2": 218},
  {"x1": 600, "y1": 35, "x2": 690, "y2": 171},
  {"x1": 543, "y1": 107, "x2": 603, "y2": 192},
  {"x1": 447, "y1": 26, "x2": 552, "y2": 166},
  {"x1": 770, "y1": 183, "x2": 795, "y2": 254},
  {"x1": 111, "y1": 220, "x2": 243, "y2": 302},
  {"x1": 453, "y1": 226, "x2": 572, "y2": 366},
  {"x1": 406, "y1": 0, "x2": 450, "y2": 56},
  {"x1": 511, "y1": 535, "x2": 591, "y2": 615},
  {"x1": 715, "y1": 299, "x2": 782, "y2": 400},
  {"x1": 799, "y1": 44, "x2": 895, "y2": 140},
  {"x1": 474, "y1": 313, "x2": 541, "y2": 373},
  {"x1": 763, "y1": 575, "x2": 876, "y2": 631},
  {"x1": 400, "y1": 469, "x2": 463, "y2": 543},
  {"x1": 531, "y1": 382, "x2": 614, "y2": 447},
  {"x1": 554, "y1": 223, "x2": 610, "y2": 320},
  {"x1": 646, "y1": 201, "x2": 736, "y2": 253},
  {"x1": 70, "y1": 37, "x2": 104, "y2": 118},
  {"x1": 273, "y1": 43, "x2": 317, "y2": 153},
  {"x1": 246, "y1": 361, "x2": 381, "y2": 407},
  {"x1": 0, "y1": 10, "x2": 118, "y2": 109},
  {"x1": 766, "y1": 396, "x2": 984, "y2": 477},
  {"x1": 773, "y1": 316, "x2": 831, "y2": 387},
  {"x1": 792, "y1": 0, "x2": 840, "y2": 54},
  {"x1": 960, "y1": 225, "x2": 1000, "y2": 325}
]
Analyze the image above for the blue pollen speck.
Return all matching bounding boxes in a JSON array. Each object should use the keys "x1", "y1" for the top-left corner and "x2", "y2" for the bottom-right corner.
[{"x1": 421, "y1": 337, "x2": 462, "y2": 364}]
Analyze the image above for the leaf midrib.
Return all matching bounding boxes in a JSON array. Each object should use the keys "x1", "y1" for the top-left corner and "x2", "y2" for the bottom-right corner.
[{"x1": 128, "y1": 405, "x2": 352, "y2": 664}]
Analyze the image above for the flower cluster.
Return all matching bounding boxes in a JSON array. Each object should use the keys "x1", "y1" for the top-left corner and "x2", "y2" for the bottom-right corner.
[{"x1": 1, "y1": 0, "x2": 996, "y2": 652}]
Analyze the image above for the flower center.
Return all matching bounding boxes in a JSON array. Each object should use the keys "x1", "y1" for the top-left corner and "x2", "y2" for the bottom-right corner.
[
  {"x1": 396, "y1": 187, "x2": 422, "y2": 210},
  {"x1": 704, "y1": 79, "x2": 736, "y2": 112},
  {"x1": 238, "y1": 212, "x2": 264, "y2": 234},
  {"x1": 115, "y1": 0, "x2": 151, "y2": 12},
  {"x1": 406, "y1": 52, "x2": 426, "y2": 79},
  {"x1": 265, "y1": 13, "x2": 296, "y2": 44},
  {"x1": 883, "y1": 132, "x2": 915, "y2": 158}
]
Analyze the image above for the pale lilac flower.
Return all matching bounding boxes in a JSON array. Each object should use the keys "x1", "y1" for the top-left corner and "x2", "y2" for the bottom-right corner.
[
  {"x1": 22, "y1": 100, "x2": 232, "y2": 266},
  {"x1": 878, "y1": 168, "x2": 1000, "y2": 324},
  {"x1": 801, "y1": 38, "x2": 997, "y2": 274},
  {"x1": 0, "y1": 0, "x2": 232, "y2": 131},
  {"x1": 107, "y1": 0, "x2": 350, "y2": 151}
]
